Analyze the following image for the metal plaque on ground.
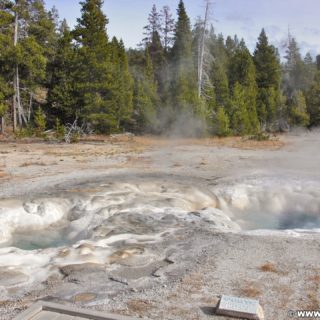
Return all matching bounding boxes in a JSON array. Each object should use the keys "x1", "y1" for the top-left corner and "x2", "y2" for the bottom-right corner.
[{"x1": 216, "y1": 295, "x2": 264, "y2": 320}]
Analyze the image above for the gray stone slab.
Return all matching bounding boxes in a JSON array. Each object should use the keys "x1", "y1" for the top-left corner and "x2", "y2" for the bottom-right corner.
[
  {"x1": 14, "y1": 301, "x2": 139, "y2": 320},
  {"x1": 216, "y1": 295, "x2": 264, "y2": 320}
]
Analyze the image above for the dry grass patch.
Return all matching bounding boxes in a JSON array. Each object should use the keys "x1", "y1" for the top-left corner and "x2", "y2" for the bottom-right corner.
[
  {"x1": 127, "y1": 299, "x2": 154, "y2": 314},
  {"x1": 238, "y1": 281, "x2": 262, "y2": 298},
  {"x1": 199, "y1": 159, "x2": 208, "y2": 166},
  {"x1": 181, "y1": 273, "x2": 204, "y2": 294},
  {"x1": 305, "y1": 272, "x2": 320, "y2": 309},
  {"x1": 172, "y1": 162, "x2": 183, "y2": 167},
  {"x1": 134, "y1": 135, "x2": 285, "y2": 151},
  {"x1": 259, "y1": 262, "x2": 278, "y2": 273},
  {"x1": 19, "y1": 161, "x2": 48, "y2": 167}
]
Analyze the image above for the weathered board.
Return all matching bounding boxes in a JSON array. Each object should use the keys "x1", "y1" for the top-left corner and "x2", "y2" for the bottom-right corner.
[{"x1": 13, "y1": 301, "x2": 138, "y2": 320}]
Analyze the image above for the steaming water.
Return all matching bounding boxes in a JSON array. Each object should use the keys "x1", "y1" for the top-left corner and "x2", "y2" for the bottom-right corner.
[
  {"x1": 1, "y1": 177, "x2": 319, "y2": 250},
  {"x1": 11, "y1": 227, "x2": 72, "y2": 250},
  {"x1": 0, "y1": 176, "x2": 319, "y2": 292}
]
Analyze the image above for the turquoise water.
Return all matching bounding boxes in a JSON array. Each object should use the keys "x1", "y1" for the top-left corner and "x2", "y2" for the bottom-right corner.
[{"x1": 11, "y1": 227, "x2": 72, "y2": 250}]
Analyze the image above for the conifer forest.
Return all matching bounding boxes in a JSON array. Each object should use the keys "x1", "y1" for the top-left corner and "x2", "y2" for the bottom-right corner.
[{"x1": 0, "y1": 0, "x2": 320, "y2": 138}]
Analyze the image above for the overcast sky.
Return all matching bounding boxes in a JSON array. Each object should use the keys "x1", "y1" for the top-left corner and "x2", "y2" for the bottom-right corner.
[{"x1": 45, "y1": 0, "x2": 320, "y2": 58}]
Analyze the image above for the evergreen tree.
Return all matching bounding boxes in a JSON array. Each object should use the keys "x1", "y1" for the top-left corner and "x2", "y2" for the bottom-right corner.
[
  {"x1": 207, "y1": 29, "x2": 230, "y2": 110},
  {"x1": 160, "y1": 5, "x2": 175, "y2": 53},
  {"x1": 228, "y1": 40, "x2": 259, "y2": 133},
  {"x1": 254, "y1": 29, "x2": 281, "y2": 89},
  {"x1": 142, "y1": 5, "x2": 165, "y2": 100},
  {"x1": 225, "y1": 35, "x2": 239, "y2": 59},
  {"x1": 132, "y1": 51, "x2": 158, "y2": 132},
  {"x1": 142, "y1": 4, "x2": 161, "y2": 46},
  {"x1": 109, "y1": 37, "x2": 133, "y2": 130},
  {"x1": 300, "y1": 53, "x2": 317, "y2": 92},
  {"x1": 171, "y1": 0, "x2": 202, "y2": 116},
  {"x1": 73, "y1": 0, "x2": 116, "y2": 133},
  {"x1": 289, "y1": 90, "x2": 309, "y2": 127},
  {"x1": 283, "y1": 36, "x2": 304, "y2": 97},
  {"x1": 0, "y1": 2, "x2": 14, "y2": 131},
  {"x1": 254, "y1": 29, "x2": 281, "y2": 128},
  {"x1": 212, "y1": 106, "x2": 231, "y2": 137},
  {"x1": 47, "y1": 20, "x2": 77, "y2": 124},
  {"x1": 0, "y1": 0, "x2": 50, "y2": 130},
  {"x1": 307, "y1": 71, "x2": 320, "y2": 127},
  {"x1": 230, "y1": 82, "x2": 251, "y2": 135}
]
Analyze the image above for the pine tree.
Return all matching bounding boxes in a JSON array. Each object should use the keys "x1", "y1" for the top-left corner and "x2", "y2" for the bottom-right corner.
[
  {"x1": 142, "y1": 5, "x2": 165, "y2": 99},
  {"x1": 207, "y1": 29, "x2": 230, "y2": 111},
  {"x1": 0, "y1": 0, "x2": 50, "y2": 130},
  {"x1": 47, "y1": 20, "x2": 77, "y2": 124},
  {"x1": 213, "y1": 106, "x2": 231, "y2": 137},
  {"x1": 300, "y1": 53, "x2": 317, "y2": 92},
  {"x1": 132, "y1": 51, "x2": 158, "y2": 133},
  {"x1": 254, "y1": 29, "x2": 281, "y2": 89},
  {"x1": 230, "y1": 82, "x2": 251, "y2": 135},
  {"x1": 289, "y1": 90, "x2": 309, "y2": 127},
  {"x1": 254, "y1": 29, "x2": 281, "y2": 128},
  {"x1": 142, "y1": 5, "x2": 161, "y2": 47},
  {"x1": 307, "y1": 71, "x2": 320, "y2": 127},
  {"x1": 225, "y1": 35, "x2": 239, "y2": 59},
  {"x1": 109, "y1": 37, "x2": 133, "y2": 130},
  {"x1": 283, "y1": 36, "x2": 304, "y2": 98},
  {"x1": 73, "y1": 0, "x2": 115, "y2": 133},
  {"x1": 228, "y1": 40, "x2": 259, "y2": 133},
  {"x1": 160, "y1": 5, "x2": 175, "y2": 53},
  {"x1": 171, "y1": 0, "x2": 201, "y2": 115},
  {"x1": 0, "y1": 2, "x2": 14, "y2": 132}
]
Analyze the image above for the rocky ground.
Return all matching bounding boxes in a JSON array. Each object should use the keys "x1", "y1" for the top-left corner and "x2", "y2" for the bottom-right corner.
[{"x1": 0, "y1": 133, "x2": 319, "y2": 320}]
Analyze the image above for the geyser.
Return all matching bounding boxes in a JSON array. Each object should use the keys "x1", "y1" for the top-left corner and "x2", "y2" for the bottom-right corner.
[
  {"x1": 215, "y1": 177, "x2": 320, "y2": 230},
  {"x1": 1, "y1": 177, "x2": 319, "y2": 251}
]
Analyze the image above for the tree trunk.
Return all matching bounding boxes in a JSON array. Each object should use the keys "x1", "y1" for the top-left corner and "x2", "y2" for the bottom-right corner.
[
  {"x1": 13, "y1": 8, "x2": 18, "y2": 132},
  {"x1": 198, "y1": 1, "x2": 210, "y2": 98},
  {"x1": 16, "y1": 65, "x2": 24, "y2": 127},
  {"x1": 0, "y1": 116, "x2": 4, "y2": 134}
]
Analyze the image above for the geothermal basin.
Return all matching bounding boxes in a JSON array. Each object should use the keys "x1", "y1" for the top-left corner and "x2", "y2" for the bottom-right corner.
[{"x1": 0, "y1": 134, "x2": 320, "y2": 320}]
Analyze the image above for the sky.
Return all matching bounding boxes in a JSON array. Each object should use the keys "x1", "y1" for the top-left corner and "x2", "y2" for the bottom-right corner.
[{"x1": 45, "y1": 0, "x2": 320, "y2": 58}]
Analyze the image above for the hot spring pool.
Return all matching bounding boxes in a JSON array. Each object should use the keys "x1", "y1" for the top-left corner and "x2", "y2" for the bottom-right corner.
[{"x1": 0, "y1": 176, "x2": 320, "y2": 251}]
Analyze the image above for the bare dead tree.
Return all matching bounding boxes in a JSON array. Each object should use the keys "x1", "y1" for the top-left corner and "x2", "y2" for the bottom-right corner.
[
  {"x1": 198, "y1": 0, "x2": 213, "y2": 98},
  {"x1": 13, "y1": 5, "x2": 18, "y2": 132},
  {"x1": 12, "y1": 0, "x2": 28, "y2": 132}
]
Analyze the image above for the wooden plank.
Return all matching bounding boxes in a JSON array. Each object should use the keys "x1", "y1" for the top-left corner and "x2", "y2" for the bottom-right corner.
[
  {"x1": 53, "y1": 314, "x2": 78, "y2": 320},
  {"x1": 31, "y1": 311, "x2": 59, "y2": 320},
  {"x1": 14, "y1": 301, "x2": 43, "y2": 320},
  {"x1": 14, "y1": 301, "x2": 139, "y2": 320}
]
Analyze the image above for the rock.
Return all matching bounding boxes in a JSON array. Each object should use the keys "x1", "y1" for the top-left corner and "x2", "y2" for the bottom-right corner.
[
  {"x1": 109, "y1": 275, "x2": 129, "y2": 285},
  {"x1": 216, "y1": 295, "x2": 264, "y2": 320},
  {"x1": 0, "y1": 269, "x2": 29, "y2": 286},
  {"x1": 59, "y1": 263, "x2": 105, "y2": 277}
]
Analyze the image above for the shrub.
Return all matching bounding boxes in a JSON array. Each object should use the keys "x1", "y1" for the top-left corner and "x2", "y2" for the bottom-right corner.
[
  {"x1": 54, "y1": 118, "x2": 65, "y2": 140},
  {"x1": 213, "y1": 107, "x2": 231, "y2": 137},
  {"x1": 34, "y1": 107, "x2": 46, "y2": 138}
]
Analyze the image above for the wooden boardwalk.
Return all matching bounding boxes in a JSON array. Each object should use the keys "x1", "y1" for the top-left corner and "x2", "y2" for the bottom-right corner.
[{"x1": 14, "y1": 301, "x2": 138, "y2": 320}]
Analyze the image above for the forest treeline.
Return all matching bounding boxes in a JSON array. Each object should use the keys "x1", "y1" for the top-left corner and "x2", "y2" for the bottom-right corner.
[{"x1": 0, "y1": 0, "x2": 320, "y2": 138}]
